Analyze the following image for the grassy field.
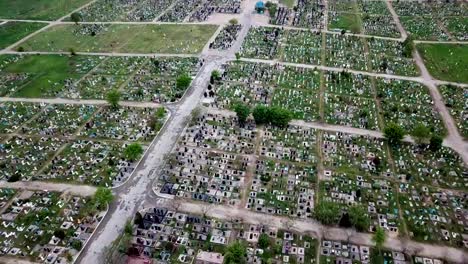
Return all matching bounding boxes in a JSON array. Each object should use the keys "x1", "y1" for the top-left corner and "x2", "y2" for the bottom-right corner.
[
  {"x1": 280, "y1": 0, "x2": 295, "y2": 8},
  {"x1": 329, "y1": 13, "x2": 362, "y2": 33},
  {"x1": 0, "y1": 22, "x2": 46, "y2": 49},
  {"x1": 2, "y1": 55, "x2": 90, "y2": 97},
  {"x1": 19, "y1": 24, "x2": 219, "y2": 54},
  {"x1": 0, "y1": 0, "x2": 91, "y2": 20},
  {"x1": 417, "y1": 43, "x2": 468, "y2": 83}
]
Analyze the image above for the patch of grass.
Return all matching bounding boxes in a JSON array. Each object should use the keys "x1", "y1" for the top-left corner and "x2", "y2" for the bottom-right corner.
[
  {"x1": 329, "y1": 12, "x2": 362, "y2": 33},
  {"x1": 0, "y1": 22, "x2": 46, "y2": 49},
  {"x1": 20, "y1": 24, "x2": 219, "y2": 54},
  {"x1": 2, "y1": 55, "x2": 97, "y2": 97},
  {"x1": 0, "y1": 0, "x2": 92, "y2": 20},
  {"x1": 417, "y1": 43, "x2": 468, "y2": 83},
  {"x1": 279, "y1": 0, "x2": 295, "y2": 8}
]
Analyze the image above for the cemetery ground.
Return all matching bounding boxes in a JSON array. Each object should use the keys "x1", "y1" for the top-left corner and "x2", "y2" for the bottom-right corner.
[
  {"x1": 0, "y1": 22, "x2": 47, "y2": 50},
  {"x1": 0, "y1": 187, "x2": 108, "y2": 263},
  {"x1": 0, "y1": 0, "x2": 467, "y2": 263},
  {"x1": 17, "y1": 24, "x2": 219, "y2": 54},
  {"x1": 417, "y1": 43, "x2": 468, "y2": 83},
  {"x1": 0, "y1": 0, "x2": 93, "y2": 20}
]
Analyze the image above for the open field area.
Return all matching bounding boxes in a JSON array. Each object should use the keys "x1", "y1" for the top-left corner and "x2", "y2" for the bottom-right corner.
[
  {"x1": 0, "y1": 0, "x2": 92, "y2": 20},
  {"x1": 417, "y1": 43, "x2": 468, "y2": 83},
  {"x1": 0, "y1": 0, "x2": 467, "y2": 263},
  {"x1": 17, "y1": 24, "x2": 218, "y2": 54},
  {"x1": 0, "y1": 22, "x2": 46, "y2": 49}
]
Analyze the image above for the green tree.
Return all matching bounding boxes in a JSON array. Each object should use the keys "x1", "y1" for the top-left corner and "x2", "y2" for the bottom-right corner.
[
  {"x1": 258, "y1": 233, "x2": 270, "y2": 249},
  {"x1": 314, "y1": 201, "x2": 341, "y2": 225},
  {"x1": 176, "y1": 74, "x2": 192, "y2": 90},
  {"x1": 224, "y1": 241, "x2": 247, "y2": 264},
  {"x1": 252, "y1": 105, "x2": 270, "y2": 125},
  {"x1": 229, "y1": 18, "x2": 238, "y2": 25},
  {"x1": 124, "y1": 220, "x2": 133, "y2": 235},
  {"x1": 383, "y1": 123, "x2": 405, "y2": 146},
  {"x1": 94, "y1": 187, "x2": 113, "y2": 210},
  {"x1": 348, "y1": 205, "x2": 370, "y2": 232},
  {"x1": 124, "y1": 143, "x2": 144, "y2": 161},
  {"x1": 372, "y1": 227, "x2": 386, "y2": 251},
  {"x1": 411, "y1": 123, "x2": 431, "y2": 145},
  {"x1": 429, "y1": 134, "x2": 443, "y2": 152},
  {"x1": 106, "y1": 89, "x2": 121, "y2": 109},
  {"x1": 71, "y1": 12, "x2": 82, "y2": 24},
  {"x1": 402, "y1": 35, "x2": 414, "y2": 58},
  {"x1": 269, "y1": 107, "x2": 292, "y2": 128},
  {"x1": 155, "y1": 107, "x2": 166, "y2": 118},
  {"x1": 211, "y1": 70, "x2": 221, "y2": 80},
  {"x1": 234, "y1": 103, "x2": 250, "y2": 125},
  {"x1": 235, "y1": 52, "x2": 241, "y2": 62},
  {"x1": 71, "y1": 239, "x2": 82, "y2": 250}
]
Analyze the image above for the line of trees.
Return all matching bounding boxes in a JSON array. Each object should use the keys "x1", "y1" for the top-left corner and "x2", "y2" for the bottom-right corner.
[
  {"x1": 383, "y1": 122, "x2": 443, "y2": 151},
  {"x1": 233, "y1": 103, "x2": 293, "y2": 128}
]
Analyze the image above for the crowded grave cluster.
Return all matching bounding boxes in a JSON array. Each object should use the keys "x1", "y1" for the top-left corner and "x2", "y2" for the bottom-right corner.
[
  {"x1": 119, "y1": 207, "x2": 319, "y2": 264},
  {"x1": 0, "y1": 102, "x2": 167, "y2": 186},
  {"x1": 69, "y1": 0, "x2": 241, "y2": 22},
  {"x1": 0, "y1": 188, "x2": 106, "y2": 262},
  {"x1": 0, "y1": 55, "x2": 202, "y2": 102},
  {"x1": 154, "y1": 108, "x2": 467, "y2": 249},
  {"x1": 0, "y1": 0, "x2": 467, "y2": 263},
  {"x1": 240, "y1": 27, "x2": 418, "y2": 75}
]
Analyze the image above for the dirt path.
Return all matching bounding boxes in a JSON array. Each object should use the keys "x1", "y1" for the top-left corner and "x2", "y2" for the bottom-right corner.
[
  {"x1": 156, "y1": 198, "x2": 468, "y2": 263},
  {"x1": 0, "y1": 181, "x2": 97, "y2": 196},
  {"x1": 0, "y1": 97, "x2": 163, "y2": 108}
]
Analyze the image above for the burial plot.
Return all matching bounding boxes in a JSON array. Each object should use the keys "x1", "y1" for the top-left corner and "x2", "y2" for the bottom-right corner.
[
  {"x1": 181, "y1": 113, "x2": 257, "y2": 155},
  {"x1": 247, "y1": 159, "x2": 316, "y2": 218},
  {"x1": 392, "y1": 143, "x2": 467, "y2": 189},
  {"x1": 79, "y1": 106, "x2": 162, "y2": 142},
  {"x1": 399, "y1": 183, "x2": 467, "y2": 247},
  {"x1": 122, "y1": 57, "x2": 202, "y2": 103},
  {"x1": 377, "y1": 79, "x2": 446, "y2": 136},
  {"x1": 20, "y1": 104, "x2": 98, "y2": 137},
  {"x1": 438, "y1": 85, "x2": 467, "y2": 139},
  {"x1": 0, "y1": 102, "x2": 43, "y2": 134},
  {"x1": 41, "y1": 140, "x2": 138, "y2": 187},
  {"x1": 0, "y1": 136, "x2": 64, "y2": 181}
]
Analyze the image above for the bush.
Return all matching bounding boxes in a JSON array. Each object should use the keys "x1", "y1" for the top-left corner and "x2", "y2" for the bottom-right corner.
[
  {"x1": 106, "y1": 90, "x2": 121, "y2": 109},
  {"x1": 229, "y1": 18, "x2": 238, "y2": 25},
  {"x1": 93, "y1": 187, "x2": 113, "y2": 210},
  {"x1": 124, "y1": 143, "x2": 144, "y2": 161},
  {"x1": 71, "y1": 239, "x2": 82, "y2": 250},
  {"x1": 176, "y1": 74, "x2": 192, "y2": 90},
  {"x1": 348, "y1": 205, "x2": 370, "y2": 232},
  {"x1": 258, "y1": 233, "x2": 270, "y2": 249},
  {"x1": 54, "y1": 229, "x2": 66, "y2": 240},
  {"x1": 314, "y1": 201, "x2": 341, "y2": 225},
  {"x1": 429, "y1": 134, "x2": 443, "y2": 151},
  {"x1": 7, "y1": 174, "x2": 21, "y2": 182}
]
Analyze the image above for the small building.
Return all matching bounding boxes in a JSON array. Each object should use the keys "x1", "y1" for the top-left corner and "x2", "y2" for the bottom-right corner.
[
  {"x1": 255, "y1": 1, "x2": 265, "y2": 13},
  {"x1": 196, "y1": 251, "x2": 224, "y2": 264}
]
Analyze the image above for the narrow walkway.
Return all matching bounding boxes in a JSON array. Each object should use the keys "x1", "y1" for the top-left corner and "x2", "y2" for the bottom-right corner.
[
  {"x1": 0, "y1": 181, "x2": 97, "y2": 197},
  {"x1": 0, "y1": 97, "x2": 163, "y2": 108}
]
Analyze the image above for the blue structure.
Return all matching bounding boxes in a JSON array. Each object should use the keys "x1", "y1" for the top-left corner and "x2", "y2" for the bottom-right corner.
[{"x1": 255, "y1": 1, "x2": 265, "y2": 13}]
